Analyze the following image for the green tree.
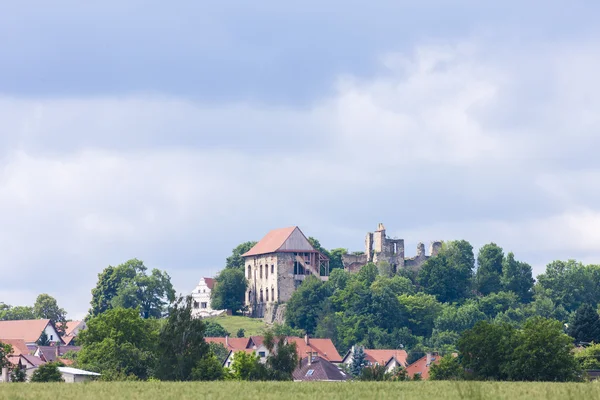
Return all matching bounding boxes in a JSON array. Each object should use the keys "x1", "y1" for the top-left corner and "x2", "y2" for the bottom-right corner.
[
  {"x1": 350, "y1": 346, "x2": 366, "y2": 377},
  {"x1": 10, "y1": 366, "x2": 27, "y2": 382},
  {"x1": 567, "y1": 303, "x2": 600, "y2": 344},
  {"x1": 505, "y1": 317, "x2": 579, "y2": 381},
  {"x1": 0, "y1": 304, "x2": 35, "y2": 321},
  {"x1": 398, "y1": 293, "x2": 443, "y2": 337},
  {"x1": 360, "y1": 364, "x2": 390, "y2": 381},
  {"x1": 0, "y1": 342, "x2": 12, "y2": 369},
  {"x1": 76, "y1": 307, "x2": 158, "y2": 380},
  {"x1": 208, "y1": 342, "x2": 229, "y2": 363},
  {"x1": 263, "y1": 331, "x2": 298, "y2": 380},
  {"x1": 417, "y1": 240, "x2": 474, "y2": 303},
  {"x1": 31, "y1": 362, "x2": 64, "y2": 382},
  {"x1": 477, "y1": 291, "x2": 519, "y2": 318},
  {"x1": 434, "y1": 302, "x2": 486, "y2": 334},
  {"x1": 575, "y1": 343, "x2": 600, "y2": 370},
  {"x1": 429, "y1": 354, "x2": 463, "y2": 380},
  {"x1": 37, "y1": 331, "x2": 51, "y2": 346},
  {"x1": 191, "y1": 354, "x2": 225, "y2": 381},
  {"x1": 89, "y1": 259, "x2": 175, "y2": 318},
  {"x1": 475, "y1": 243, "x2": 504, "y2": 295},
  {"x1": 229, "y1": 351, "x2": 263, "y2": 380},
  {"x1": 236, "y1": 328, "x2": 245, "y2": 338},
  {"x1": 210, "y1": 268, "x2": 248, "y2": 315},
  {"x1": 226, "y1": 241, "x2": 257, "y2": 270},
  {"x1": 33, "y1": 294, "x2": 67, "y2": 334},
  {"x1": 285, "y1": 276, "x2": 332, "y2": 335},
  {"x1": 328, "y1": 248, "x2": 347, "y2": 270},
  {"x1": 204, "y1": 321, "x2": 230, "y2": 337},
  {"x1": 501, "y1": 253, "x2": 534, "y2": 303},
  {"x1": 154, "y1": 296, "x2": 210, "y2": 381}
]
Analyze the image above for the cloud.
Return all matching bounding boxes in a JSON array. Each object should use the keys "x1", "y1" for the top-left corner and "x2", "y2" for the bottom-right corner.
[{"x1": 2, "y1": 39, "x2": 600, "y2": 317}]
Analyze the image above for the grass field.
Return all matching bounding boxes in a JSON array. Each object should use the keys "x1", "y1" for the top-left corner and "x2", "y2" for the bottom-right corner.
[
  {"x1": 205, "y1": 315, "x2": 268, "y2": 336},
  {"x1": 1, "y1": 381, "x2": 599, "y2": 400}
]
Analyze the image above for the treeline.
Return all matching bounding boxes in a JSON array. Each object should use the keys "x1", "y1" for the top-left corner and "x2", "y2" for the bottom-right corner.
[
  {"x1": 284, "y1": 241, "x2": 600, "y2": 360},
  {"x1": 0, "y1": 294, "x2": 68, "y2": 333}
]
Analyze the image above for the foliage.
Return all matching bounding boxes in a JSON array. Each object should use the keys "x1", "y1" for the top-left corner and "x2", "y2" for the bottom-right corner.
[
  {"x1": 477, "y1": 291, "x2": 519, "y2": 318},
  {"x1": 501, "y1": 253, "x2": 534, "y2": 303},
  {"x1": 263, "y1": 331, "x2": 298, "y2": 380},
  {"x1": 0, "y1": 342, "x2": 12, "y2": 369},
  {"x1": 236, "y1": 328, "x2": 245, "y2": 338},
  {"x1": 204, "y1": 321, "x2": 230, "y2": 338},
  {"x1": 329, "y1": 248, "x2": 348, "y2": 270},
  {"x1": 575, "y1": 343, "x2": 600, "y2": 370},
  {"x1": 10, "y1": 366, "x2": 27, "y2": 382},
  {"x1": 417, "y1": 240, "x2": 475, "y2": 303},
  {"x1": 360, "y1": 364, "x2": 390, "y2": 381},
  {"x1": 76, "y1": 307, "x2": 158, "y2": 380},
  {"x1": 154, "y1": 296, "x2": 210, "y2": 381},
  {"x1": 350, "y1": 346, "x2": 366, "y2": 377},
  {"x1": 398, "y1": 293, "x2": 443, "y2": 337},
  {"x1": 429, "y1": 354, "x2": 463, "y2": 380},
  {"x1": 226, "y1": 241, "x2": 257, "y2": 270},
  {"x1": 268, "y1": 323, "x2": 305, "y2": 337},
  {"x1": 89, "y1": 258, "x2": 175, "y2": 318},
  {"x1": 567, "y1": 303, "x2": 600, "y2": 344},
  {"x1": 208, "y1": 342, "x2": 230, "y2": 363},
  {"x1": 285, "y1": 275, "x2": 332, "y2": 335},
  {"x1": 191, "y1": 354, "x2": 225, "y2": 381},
  {"x1": 211, "y1": 268, "x2": 248, "y2": 315},
  {"x1": 33, "y1": 294, "x2": 67, "y2": 331},
  {"x1": 475, "y1": 243, "x2": 504, "y2": 296},
  {"x1": 434, "y1": 302, "x2": 486, "y2": 334},
  {"x1": 31, "y1": 362, "x2": 64, "y2": 382},
  {"x1": 0, "y1": 303, "x2": 35, "y2": 321},
  {"x1": 229, "y1": 351, "x2": 265, "y2": 381},
  {"x1": 37, "y1": 331, "x2": 51, "y2": 346}
]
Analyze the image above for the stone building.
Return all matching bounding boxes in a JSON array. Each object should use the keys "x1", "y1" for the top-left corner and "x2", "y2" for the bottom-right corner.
[
  {"x1": 190, "y1": 277, "x2": 225, "y2": 318},
  {"x1": 342, "y1": 223, "x2": 442, "y2": 273},
  {"x1": 242, "y1": 226, "x2": 329, "y2": 318}
]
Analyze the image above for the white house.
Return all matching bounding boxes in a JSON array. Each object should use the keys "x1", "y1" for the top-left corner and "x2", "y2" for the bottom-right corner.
[
  {"x1": 0, "y1": 319, "x2": 64, "y2": 346},
  {"x1": 191, "y1": 277, "x2": 225, "y2": 318}
]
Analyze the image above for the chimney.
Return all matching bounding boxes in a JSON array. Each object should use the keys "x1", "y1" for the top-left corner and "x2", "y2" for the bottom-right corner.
[
  {"x1": 225, "y1": 335, "x2": 229, "y2": 347},
  {"x1": 426, "y1": 352, "x2": 432, "y2": 365},
  {"x1": 304, "y1": 334, "x2": 309, "y2": 345},
  {"x1": 1, "y1": 367, "x2": 8, "y2": 383},
  {"x1": 307, "y1": 351, "x2": 311, "y2": 366}
]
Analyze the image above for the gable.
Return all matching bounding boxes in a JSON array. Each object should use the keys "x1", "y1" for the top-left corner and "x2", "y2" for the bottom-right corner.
[{"x1": 278, "y1": 227, "x2": 315, "y2": 252}]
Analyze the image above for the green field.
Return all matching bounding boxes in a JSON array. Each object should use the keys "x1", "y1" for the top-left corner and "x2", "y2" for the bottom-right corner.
[
  {"x1": 205, "y1": 315, "x2": 268, "y2": 336},
  {"x1": 1, "y1": 381, "x2": 599, "y2": 400}
]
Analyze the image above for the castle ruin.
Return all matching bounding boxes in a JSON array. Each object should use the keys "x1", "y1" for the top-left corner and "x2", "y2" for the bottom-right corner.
[{"x1": 342, "y1": 223, "x2": 442, "y2": 273}]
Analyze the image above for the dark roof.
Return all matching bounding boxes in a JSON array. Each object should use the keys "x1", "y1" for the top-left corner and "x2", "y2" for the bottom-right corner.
[
  {"x1": 37, "y1": 345, "x2": 81, "y2": 362},
  {"x1": 293, "y1": 357, "x2": 349, "y2": 381},
  {"x1": 21, "y1": 354, "x2": 45, "y2": 368}
]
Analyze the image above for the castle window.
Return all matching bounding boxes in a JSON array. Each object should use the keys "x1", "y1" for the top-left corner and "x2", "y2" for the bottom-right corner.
[
  {"x1": 201, "y1": 302, "x2": 207, "y2": 309},
  {"x1": 260, "y1": 265, "x2": 263, "y2": 279},
  {"x1": 265, "y1": 266, "x2": 268, "y2": 280},
  {"x1": 193, "y1": 301, "x2": 199, "y2": 309},
  {"x1": 271, "y1": 288, "x2": 275, "y2": 301},
  {"x1": 248, "y1": 290, "x2": 252, "y2": 302},
  {"x1": 271, "y1": 264, "x2": 274, "y2": 274},
  {"x1": 260, "y1": 289, "x2": 264, "y2": 303},
  {"x1": 266, "y1": 290, "x2": 269, "y2": 302}
]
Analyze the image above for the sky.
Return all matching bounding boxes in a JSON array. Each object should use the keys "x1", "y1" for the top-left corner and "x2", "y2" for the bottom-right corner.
[{"x1": 1, "y1": 1, "x2": 600, "y2": 319}]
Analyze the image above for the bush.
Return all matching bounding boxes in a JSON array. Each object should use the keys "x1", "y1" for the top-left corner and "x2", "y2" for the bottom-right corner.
[{"x1": 31, "y1": 363, "x2": 64, "y2": 383}]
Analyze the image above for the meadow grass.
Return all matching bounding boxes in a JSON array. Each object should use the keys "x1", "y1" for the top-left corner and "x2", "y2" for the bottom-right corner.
[
  {"x1": 1, "y1": 381, "x2": 599, "y2": 400},
  {"x1": 205, "y1": 315, "x2": 268, "y2": 336}
]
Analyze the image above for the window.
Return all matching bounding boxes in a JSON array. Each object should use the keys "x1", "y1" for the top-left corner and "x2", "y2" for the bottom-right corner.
[
  {"x1": 247, "y1": 265, "x2": 252, "y2": 279},
  {"x1": 50, "y1": 334, "x2": 53, "y2": 341},
  {"x1": 271, "y1": 288, "x2": 275, "y2": 301},
  {"x1": 266, "y1": 290, "x2": 269, "y2": 302},
  {"x1": 271, "y1": 264, "x2": 274, "y2": 274},
  {"x1": 265, "y1": 266, "x2": 268, "y2": 280},
  {"x1": 258, "y1": 351, "x2": 266, "y2": 358},
  {"x1": 248, "y1": 291, "x2": 252, "y2": 302},
  {"x1": 306, "y1": 369, "x2": 314, "y2": 377},
  {"x1": 201, "y1": 302, "x2": 207, "y2": 309},
  {"x1": 260, "y1": 289, "x2": 264, "y2": 303},
  {"x1": 260, "y1": 265, "x2": 263, "y2": 279},
  {"x1": 193, "y1": 301, "x2": 199, "y2": 309}
]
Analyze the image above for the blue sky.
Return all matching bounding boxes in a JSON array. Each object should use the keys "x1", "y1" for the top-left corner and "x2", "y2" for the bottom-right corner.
[{"x1": 1, "y1": 1, "x2": 600, "y2": 318}]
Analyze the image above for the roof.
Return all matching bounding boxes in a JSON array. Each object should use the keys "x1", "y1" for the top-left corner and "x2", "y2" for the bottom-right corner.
[
  {"x1": 364, "y1": 349, "x2": 408, "y2": 367},
  {"x1": 406, "y1": 353, "x2": 441, "y2": 380},
  {"x1": 21, "y1": 354, "x2": 45, "y2": 368},
  {"x1": 63, "y1": 336, "x2": 76, "y2": 346},
  {"x1": 36, "y1": 345, "x2": 81, "y2": 362},
  {"x1": 64, "y1": 321, "x2": 83, "y2": 336},
  {"x1": 0, "y1": 319, "x2": 53, "y2": 343},
  {"x1": 0, "y1": 338, "x2": 30, "y2": 356},
  {"x1": 293, "y1": 357, "x2": 348, "y2": 381},
  {"x1": 203, "y1": 278, "x2": 215, "y2": 290},
  {"x1": 249, "y1": 336, "x2": 264, "y2": 348},
  {"x1": 205, "y1": 337, "x2": 251, "y2": 351},
  {"x1": 242, "y1": 227, "x2": 316, "y2": 257},
  {"x1": 286, "y1": 337, "x2": 342, "y2": 363},
  {"x1": 58, "y1": 367, "x2": 101, "y2": 376}
]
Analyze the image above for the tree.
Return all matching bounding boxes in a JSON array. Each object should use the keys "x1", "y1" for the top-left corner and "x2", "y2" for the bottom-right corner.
[
  {"x1": 0, "y1": 304, "x2": 35, "y2": 321},
  {"x1": 0, "y1": 342, "x2": 12, "y2": 370},
  {"x1": 191, "y1": 354, "x2": 225, "y2": 381},
  {"x1": 429, "y1": 354, "x2": 463, "y2": 380},
  {"x1": 154, "y1": 296, "x2": 210, "y2": 381},
  {"x1": 37, "y1": 331, "x2": 51, "y2": 346},
  {"x1": 475, "y1": 243, "x2": 504, "y2": 295},
  {"x1": 417, "y1": 240, "x2": 474, "y2": 303},
  {"x1": 210, "y1": 268, "x2": 248, "y2": 315},
  {"x1": 229, "y1": 351, "x2": 264, "y2": 380},
  {"x1": 204, "y1": 321, "x2": 230, "y2": 338},
  {"x1": 434, "y1": 302, "x2": 486, "y2": 334},
  {"x1": 236, "y1": 329, "x2": 245, "y2": 338},
  {"x1": 76, "y1": 307, "x2": 158, "y2": 380},
  {"x1": 34, "y1": 294, "x2": 67, "y2": 334},
  {"x1": 477, "y1": 291, "x2": 519, "y2": 318},
  {"x1": 10, "y1": 365, "x2": 27, "y2": 382},
  {"x1": 350, "y1": 346, "x2": 366, "y2": 377},
  {"x1": 360, "y1": 364, "x2": 390, "y2": 381},
  {"x1": 285, "y1": 276, "x2": 332, "y2": 335},
  {"x1": 398, "y1": 293, "x2": 443, "y2": 337},
  {"x1": 208, "y1": 342, "x2": 229, "y2": 363},
  {"x1": 501, "y1": 253, "x2": 534, "y2": 303},
  {"x1": 575, "y1": 343, "x2": 600, "y2": 370},
  {"x1": 568, "y1": 304, "x2": 600, "y2": 344},
  {"x1": 31, "y1": 362, "x2": 64, "y2": 382},
  {"x1": 89, "y1": 259, "x2": 175, "y2": 318},
  {"x1": 226, "y1": 241, "x2": 257, "y2": 270},
  {"x1": 505, "y1": 317, "x2": 579, "y2": 381},
  {"x1": 329, "y1": 248, "x2": 347, "y2": 270},
  {"x1": 263, "y1": 331, "x2": 298, "y2": 380}
]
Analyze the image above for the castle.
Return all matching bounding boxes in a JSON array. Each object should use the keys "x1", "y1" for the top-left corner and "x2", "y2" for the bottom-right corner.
[{"x1": 342, "y1": 223, "x2": 442, "y2": 273}]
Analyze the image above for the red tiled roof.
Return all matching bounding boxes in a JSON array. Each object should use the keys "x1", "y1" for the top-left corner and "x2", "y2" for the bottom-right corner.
[
  {"x1": 63, "y1": 336, "x2": 76, "y2": 346},
  {"x1": 204, "y1": 278, "x2": 215, "y2": 290},
  {"x1": 0, "y1": 338, "x2": 30, "y2": 356},
  {"x1": 205, "y1": 337, "x2": 250, "y2": 351},
  {"x1": 249, "y1": 336, "x2": 264, "y2": 348},
  {"x1": 64, "y1": 321, "x2": 83, "y2": 336},
  {"x1": 242, "y1": 227, "x2": 298, "y2": 257},
  {"x1": 406, "y1": 354, "x2": 441, "y2": 380},
  {"x1": 286, "y1": 337, "x2": 342, "y2": 363},
  {"x1": 364, "y1": 349, "x2": 408, "y2": 367},
  {"x1": 0, "y1": 320, "x2": 52, "y2": 343}
]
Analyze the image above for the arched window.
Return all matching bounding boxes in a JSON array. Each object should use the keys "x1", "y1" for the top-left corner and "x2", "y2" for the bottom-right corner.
[
  {"x1": 260, "y1": 265, "x2": 263, "y2": 279},
  {"x1": 271, "y1": 287, "x2": 275, "y2": 302},
  {"x1": 265, "y1": 265, "x2": 268, "y2": 280},
  {"x1": 247, "y1": 265, "x2": 252, "y2": 279},
  {"x1": 248, "y1": 290, "x2": 252, "y2": 302},
  {"x1": 266, "y1": 289, "x2": 269, "y2": 302},
  {"x1": 260, "y1": 289, "x2": 264, "y2": 303}
]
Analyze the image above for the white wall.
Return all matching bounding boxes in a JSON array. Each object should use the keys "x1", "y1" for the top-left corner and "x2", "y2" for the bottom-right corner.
[{"x1": 191, "y1": 278, "x2": 224, "y2": 318}]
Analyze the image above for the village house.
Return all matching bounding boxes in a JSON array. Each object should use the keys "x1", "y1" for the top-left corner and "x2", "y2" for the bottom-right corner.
[
  {"x1": 242, "y1": 226, "x2": 330, "y2": 318},
  {"x1": 191, "y1": 278, "x2": 225, "y2": 318},
  {"x1": 62, "y1": 320, "x2": 86, "y2": 345},
  {"x1": 405, "y1": 353, "x2": 441, "y2": 380},
  {"x1": 293, "y1": 356, "x2": 348, "y2": 382},
  {"x1": 341, "y1": 347, "x2": 409, "y2": 372},
  {"x1": 0, "y1": 319, "x2": 64, "y2": 347}
]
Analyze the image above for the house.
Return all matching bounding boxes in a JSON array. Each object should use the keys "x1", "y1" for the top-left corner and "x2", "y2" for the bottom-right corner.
[
  {"x1": 223, "y1": 349, "x2": 268, "y2": 368},
  {"x1": 293, "y1": 356, "x2": 349, "y2": 382},
  {"x1": 406, "y1": 353, "x2": 441, "y2": 380},
  {"x1": 286, "y1": 335, "x2": 342, "y2": 364},
  {"x1": 0, "y1": 338, "x2": 30, "y2": 366},
  {"x1": 58, "y1": 367, "x2": 101, "y2": 383},
  {"x1": 205, "y1": 336, "x2": 251, "y2": 352},
  {"x1": 0, "y1": 319, "x2": 64, "y2": 346},
  {"x1": 35, "y1": 345, "x2": 81, "y2": 363},
  {"x1": 191, "y1": 278, "x2": 226, "y2": 318},
  {"x1": 341, "y1": 347, "x2": 408, "y2": 372},
  {"x1": 242, "y1": 226, "x2": 330, "y2": 317},
  {"x1": 19, "y1": 355, "x2": 46, "y2": 381},
  {"x1": 61, "y1": 320, "x2": 86, "y2": 345}
]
